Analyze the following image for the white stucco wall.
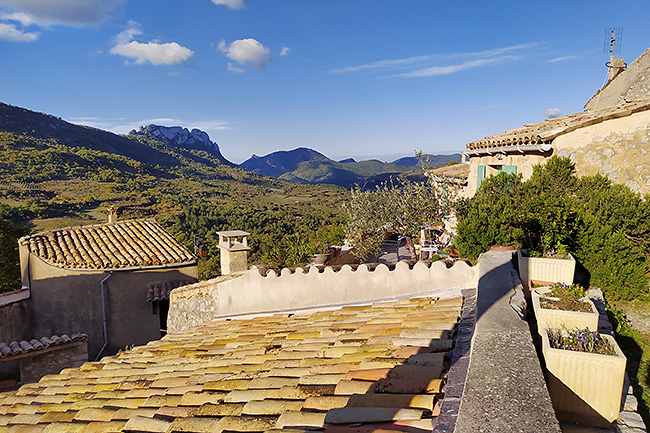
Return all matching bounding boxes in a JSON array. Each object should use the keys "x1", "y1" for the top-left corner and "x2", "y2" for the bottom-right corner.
[
  {"x1": 167, "y1": 261, "x2": 478, "y2": 333},
  {"x1": 464, "y1": 153, "x2": 547, "y2": 197}
]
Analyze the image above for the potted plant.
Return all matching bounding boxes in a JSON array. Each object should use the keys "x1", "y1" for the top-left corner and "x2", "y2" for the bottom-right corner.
[
  {"x1": 518, "y1": 249, "x2": 576, "y2": 290},
  {"x1": 312, "y1": 242, "x2": 334, "y2": 265},
  {"x1": 542, "y1": 327, "x2": 626, "y2": 426},
  {"x1": 532, "y1": 283, "x2": 599, "y2": 333}
]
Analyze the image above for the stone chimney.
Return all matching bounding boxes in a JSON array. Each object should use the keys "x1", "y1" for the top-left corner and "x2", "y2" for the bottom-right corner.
[
  {"x1": 107, "y1": 207, "x2": 118, "y2": 223},
  {"x1": 608, "y1": 56, "x2": 626, "y2": 82},
  {"x1": 217, "y1": 230, "x2": 250, "y2": 275}
]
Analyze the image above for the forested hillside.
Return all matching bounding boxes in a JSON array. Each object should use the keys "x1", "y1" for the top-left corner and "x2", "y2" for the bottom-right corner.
[{"x1": 0, "y1": 103, "x2": 347, "y2": 291}]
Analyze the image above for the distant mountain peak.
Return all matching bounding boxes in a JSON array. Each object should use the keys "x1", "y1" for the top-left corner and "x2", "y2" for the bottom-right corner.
[
  {"x1": 129, "y1": 124, "x2": 229, "y2": 163},
  {"x1": 239, "y1": 147, "x2": 461, "y2": 189}
]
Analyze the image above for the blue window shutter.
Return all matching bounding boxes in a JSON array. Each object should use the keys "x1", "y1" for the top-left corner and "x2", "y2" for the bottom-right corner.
[
  {"x1": 502, "y1": 165, "x2": 517, "y2": 174},
  {"x1": 477, "y1": 165, "x2": 486, "y2": 191}
]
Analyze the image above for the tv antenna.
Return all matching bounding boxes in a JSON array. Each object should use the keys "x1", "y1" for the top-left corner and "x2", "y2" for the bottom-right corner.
[
  {"x1": 603, "y1": 28, "x2": 625, "y2": 81},
  {"x1": 603, "y1": 27, "x2": 623, "y2": 56}
]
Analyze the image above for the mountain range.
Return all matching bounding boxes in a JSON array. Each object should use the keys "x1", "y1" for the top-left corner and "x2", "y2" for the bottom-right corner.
[
  {"x1": 0, "y1": 102, "x2": 461, "y2": 190},
  {"x1": 240, "y1": 148, "x2": 460, "y2": 188}
]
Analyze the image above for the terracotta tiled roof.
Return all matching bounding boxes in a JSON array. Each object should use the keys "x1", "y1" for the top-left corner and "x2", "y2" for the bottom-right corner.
[
  {"x1": 146, "y1": 279, "x2": 198, "y2": 302},
  {"x1": 0, "y1": 334, "x2": 87, "y2": 360},
  {"x1": 466, "y1": 97, "x2": 650, "y2": 150},
  {"x1": 19, "y1": 219, "x2": 196, "y2": 270},
  {"x1": 0, "y1": 295, "x2": 464, "y2": 432},
  {"x1": 428, "y1": 163, "x2": 470, "y2": 180}
]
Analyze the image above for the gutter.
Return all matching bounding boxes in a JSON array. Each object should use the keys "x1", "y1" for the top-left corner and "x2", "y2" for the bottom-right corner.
[
  {"x1": 95, "y1": 272, "x2": 112, "y2": 361},
  {"x1": 466, "y1": 143, "x2": 552, "y2": 157},
  {"x1": 99, "y1": 261, "x2": 198, "y2": 273}
]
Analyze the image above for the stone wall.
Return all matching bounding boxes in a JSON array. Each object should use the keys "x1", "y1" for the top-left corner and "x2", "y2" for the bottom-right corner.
[
  {"x1": 19, "y1": 342, "x2": 88, "y2": 384},
  {"x1": 585, "y1": 47, "x2": 650, "y2": 110},
  {"x1": 554, "y1": 109, "x2": 650, "y2": 194},
  {"x1": 0, "y1": 290, "x2": 33, "y2": 382},
  {"x1": 0, "y1": 289, "x2": 33, "y2": 345},
  {"x1": 168, "y1": 260, "x2": 478, "y2": 333}
]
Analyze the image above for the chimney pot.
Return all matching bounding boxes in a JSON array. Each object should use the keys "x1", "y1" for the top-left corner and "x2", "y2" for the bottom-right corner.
[{"x1": 108, "y1": 207, "x2": 117, "y2": 223}]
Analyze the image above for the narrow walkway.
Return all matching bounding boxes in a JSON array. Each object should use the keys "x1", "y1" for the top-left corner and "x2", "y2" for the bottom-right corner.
[{"x1": 455, "y1": 250, "x2": 561, "y2": 433}]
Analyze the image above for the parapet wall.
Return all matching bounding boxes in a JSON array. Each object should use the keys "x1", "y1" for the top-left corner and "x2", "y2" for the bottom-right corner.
[{"x1": 168, "y1": 260, "x2": 478, "y2": 333}]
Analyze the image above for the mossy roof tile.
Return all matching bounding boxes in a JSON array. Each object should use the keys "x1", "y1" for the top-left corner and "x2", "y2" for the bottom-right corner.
[{"x1": 0, "y1": 296, "x2": 464, "y2": 432}]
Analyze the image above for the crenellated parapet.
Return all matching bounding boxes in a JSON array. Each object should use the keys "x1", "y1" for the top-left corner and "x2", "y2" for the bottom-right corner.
[{"x1": 168, "y1": 260, "x2": 478, "y2": 333}]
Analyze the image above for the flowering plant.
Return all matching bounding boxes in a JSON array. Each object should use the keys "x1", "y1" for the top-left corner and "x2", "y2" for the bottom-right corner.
[
  {"x1": 313, "y1": 242, "x2": 334, "y2": 255},
  {"x1": 547, "y1": 282, "x2": 585, "y2": 299},
  {"x1": 540, "y1": 282, "x2": 592, "y2": 312},
  {"x1": 547, "y1": 328, "x2": 615, "y2": 355}
]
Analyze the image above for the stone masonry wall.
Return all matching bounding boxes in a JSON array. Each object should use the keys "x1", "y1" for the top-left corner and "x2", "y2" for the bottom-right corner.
[
  {"x1": 554, "y1": 110, "x2": 650, "y2": 195},
  {"x1": 19, "y1": 342, "x2": 88, "y2": 384}
]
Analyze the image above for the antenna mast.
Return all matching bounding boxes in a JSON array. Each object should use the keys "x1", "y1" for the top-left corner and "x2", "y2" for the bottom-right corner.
[{"x1": 604, "y1": 27, "x2": 625, "y2": 81}]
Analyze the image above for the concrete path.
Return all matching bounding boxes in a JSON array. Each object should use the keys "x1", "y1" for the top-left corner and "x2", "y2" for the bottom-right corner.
[{"x1": 455, "y1": 251, "x2": 561, "y2": 433}]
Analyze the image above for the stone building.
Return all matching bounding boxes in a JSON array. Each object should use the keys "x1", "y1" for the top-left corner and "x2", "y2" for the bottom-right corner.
[
  {"x1": 462, "y1": 47, "x2": 650, "y2": 197},
  {"x1": 3, "y1": 218, "x2": 197, "y2": 362}
]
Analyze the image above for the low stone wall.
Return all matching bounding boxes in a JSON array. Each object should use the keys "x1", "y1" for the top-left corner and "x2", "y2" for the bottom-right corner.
[
  {"x1": 168, "y1": 260, "x2": 478, "y2": 333},
  {"x1": 19, "y1": 342, "x2": 88, "y2": 384}
]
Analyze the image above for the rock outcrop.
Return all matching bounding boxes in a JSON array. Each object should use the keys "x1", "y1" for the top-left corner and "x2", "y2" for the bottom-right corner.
[{"x1": 129, "y1": 124, "x2": 231, "y2": 164}]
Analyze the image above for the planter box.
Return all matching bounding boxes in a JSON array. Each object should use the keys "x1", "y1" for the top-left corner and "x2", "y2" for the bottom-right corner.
[
  {"x1": 313, "y1": 253, "x2": 332, "y2": 265},
  {"x1": 517, "y1": 250, "x2": 575, "y2": 289},
  {"x1": 541, "y1": 328, "x2": 626, "y2": 426},
  {"x1": 532, "y1": 288, "x2": 599, "y2": 334}
]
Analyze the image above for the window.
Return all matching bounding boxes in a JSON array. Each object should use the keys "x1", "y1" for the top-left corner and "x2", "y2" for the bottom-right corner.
[
  {"x1": 477, "y1": 165, "x2": 486, "y2": 191},
  {"x1": 477, "y1": 164, "x2": 516, "y2": 191}
]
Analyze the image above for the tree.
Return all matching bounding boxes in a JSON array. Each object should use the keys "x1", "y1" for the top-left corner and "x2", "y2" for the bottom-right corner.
[
  {"x1": 343, "y1": 177, "x2": 454, "y2": 262},
  {"x1": 0, "y1": 218, "x2": 29, "y2": 293}
]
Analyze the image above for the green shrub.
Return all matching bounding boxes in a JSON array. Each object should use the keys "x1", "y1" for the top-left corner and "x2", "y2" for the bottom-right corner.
[
  {"x1": 456, "y1": 156, "x2": 650, "y2": 301},
  {"x1": 455, "y1": 172, "x2": 525, "y2": 258}
]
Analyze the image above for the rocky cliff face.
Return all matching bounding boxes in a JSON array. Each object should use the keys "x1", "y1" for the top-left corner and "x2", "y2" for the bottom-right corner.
[{"x1": 129, "y1": 125, "x2": 230, "y2": 164}]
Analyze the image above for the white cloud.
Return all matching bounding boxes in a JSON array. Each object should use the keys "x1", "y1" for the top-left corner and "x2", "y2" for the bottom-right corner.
[
  {"x1": 0, "y1": 22, "x2": 38, "y2": 41},
  {"x1": 109, "y1": 22, "x2": 194, "y2": 66},
  {"x1": 331, "y1": 55, "x2": 437, "y2": 74},
  {"x1": 211, "y1": 0, "x2": 245, "y2": 10},
  {"x1": 114, "y1": 21, "x2": 142, "y2": 45},
  {"x1": 0, "y1": 0, "x2": 125, "y2": 27},
  {"x1": 280, "y1": 46, "x2": 290, "y2": 56},
  {"x1": 395, "y1": 56, "x2": 519, "y2": 78},
  {"x1": 548, "y1": 55, "x2": 578, "y2": 63},
  {"x1": 2, "y1": 12, "x2": 34, "y2": 26},
  {"x1": 110, "y1": 41, "x2": 194, "y2": 66},
  {"x1": 227, "y1": 62, "x2": 245, "y2": 74},
  {"x1": 218, "y1": 38, "x2": 272, "y2": 69},
  {"x1": 545, "y1": 107, "x2": 563, "y2": 118},
  {"x1": 332, "y1": 43, "x2": 541, "y2": 78}
]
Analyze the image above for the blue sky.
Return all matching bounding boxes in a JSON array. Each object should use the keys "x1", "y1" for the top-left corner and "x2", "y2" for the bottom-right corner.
[{"x1": 1, "y1": 1, "x2": 650, "y2": 163}]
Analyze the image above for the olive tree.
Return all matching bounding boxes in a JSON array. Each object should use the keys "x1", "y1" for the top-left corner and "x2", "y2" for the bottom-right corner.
[{"x1": 342, "y1": 177, "x2": 455, "y2": 262}]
